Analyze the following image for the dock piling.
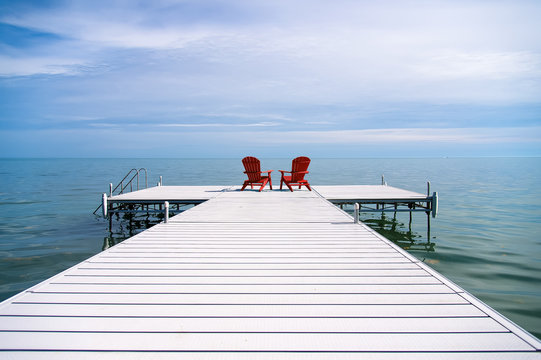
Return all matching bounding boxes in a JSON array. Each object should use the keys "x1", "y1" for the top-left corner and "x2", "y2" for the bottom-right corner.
[
  {"x1": 102, "y1": 193, "x2": 107, "y2": 218},
  {"x1": 432, "y1": 192, "x2": 438, "y2": 218},
  {"x1": 354, "y1": 203, "x2": 359, "y2": 223},
  {"x1": 164, "y1": 201, "x2": 169, "y2": 223}
]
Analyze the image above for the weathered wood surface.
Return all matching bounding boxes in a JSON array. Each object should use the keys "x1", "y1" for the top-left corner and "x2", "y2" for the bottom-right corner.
[{"x1": 0, "y1": 188, "x2": 539, "y2": 359}]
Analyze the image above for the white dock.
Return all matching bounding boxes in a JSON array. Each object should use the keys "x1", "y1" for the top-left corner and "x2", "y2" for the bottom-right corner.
[
  {"x1": 102, "y1": 184, "x2": 438, "y2": 218},
  {"x1": 1, "y1": 188, "x2": 540, "y2": 358},
  {"x1": 106, "y1": 184, "x2": 431, "y2": 203}
]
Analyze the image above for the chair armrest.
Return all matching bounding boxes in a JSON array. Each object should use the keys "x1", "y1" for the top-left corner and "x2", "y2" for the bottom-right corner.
[
  {"x1": 292, "y1": 171, "x2": 309, "y2": 174},
  {"x1": 261, "y1": 170, "x2": 273, "y2": 174},
  {"x1": 279, "y1": 170, "x2": 291, "y2": 174}
]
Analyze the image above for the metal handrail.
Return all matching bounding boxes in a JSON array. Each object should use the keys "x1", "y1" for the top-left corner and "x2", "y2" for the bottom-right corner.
[
  {"x1": 93, "y1": 168, "x2": 149, "y2": 215},
  {"x1": 112, "y1": 168, "x2": 137, "y2": 195},
  {"x1": 122, "y1": 171, "x2": 138, "y2": 193},
  {"x1": 110, "y1": 167, "x2": 148, "y2": 195},
  {"x1": 138, "y1": 168, "x2": 148, "y2": 190}
]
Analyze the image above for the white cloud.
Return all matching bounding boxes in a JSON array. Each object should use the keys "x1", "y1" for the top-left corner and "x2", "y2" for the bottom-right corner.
[
  {"x1": 415, "y1": 51, "x2": 541, "y2": 80},
  {"x1": 2, "y1": 2, "x2": 222, "y2": 49},
  {"x1": 1, "y1": 0, "x2": 541, "y2": 159},
  {"x1": 223, "y1": 127, "x2": 541, "y2": 145},
  {"x1": 304, "y1": 121, "x2": 335, "y2": 125},
  {"x1": 2, "y1": 126, "x2": 539, "y2": 158},
  {"x1": 79, "y1": 126, "x2": 541, "y2": 146},
  {"x1": 157, "y1": 121, "x2": 279, "y2": 127},
  {"x1": 201, "y1": 112, "x2": 294, "y2": 122},
  {"x1": 0, "y1": 55, "x2": 84, "y2": 76}
]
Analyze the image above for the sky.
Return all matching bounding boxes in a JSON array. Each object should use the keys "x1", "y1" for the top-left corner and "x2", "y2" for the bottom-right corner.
[{"x1": 0, "y1": 0, "x2": 540, "y2": 158}]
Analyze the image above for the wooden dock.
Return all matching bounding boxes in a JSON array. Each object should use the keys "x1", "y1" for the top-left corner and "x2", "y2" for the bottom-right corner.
[{"x1": 1, "y1": 187, "x2": 540, "y2": 358}]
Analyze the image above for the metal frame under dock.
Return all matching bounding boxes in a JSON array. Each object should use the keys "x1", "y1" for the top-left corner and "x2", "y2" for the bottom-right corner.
[{"x1": 0, "y1": 187, "x2": 539, "y2": 358}]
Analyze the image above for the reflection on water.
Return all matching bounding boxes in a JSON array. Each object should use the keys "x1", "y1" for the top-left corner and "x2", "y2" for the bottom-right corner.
[
  {"x1": 361, "y1": 212, "x2": 436, "y2": 253},
  {"x1": 340, "y1": 207, "x2": 437, "y2": 253},
  {"x1": 101, "y1": 208, "x2": 187, "y2": 250},
  {"x1": 102, "y1": 214, "x2": 159, "y2": 250}
]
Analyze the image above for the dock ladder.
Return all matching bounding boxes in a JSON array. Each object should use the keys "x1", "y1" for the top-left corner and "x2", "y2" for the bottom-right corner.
[{"x1": 93, "y1": 168, "x2": 148, "y2": 215}]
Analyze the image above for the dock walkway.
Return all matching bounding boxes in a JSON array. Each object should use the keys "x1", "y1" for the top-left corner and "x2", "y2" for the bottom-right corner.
[{"x1": 1, "y1": 188, "x2": 540, "y2": 358}]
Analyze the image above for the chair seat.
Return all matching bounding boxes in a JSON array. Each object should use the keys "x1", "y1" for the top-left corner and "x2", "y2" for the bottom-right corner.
[
  {"x1": 249, "y1": 175, "x2": 271, "y2": 183},
  {"x1": 281, "y1": 176, "x2": 308, "y2": 184}
]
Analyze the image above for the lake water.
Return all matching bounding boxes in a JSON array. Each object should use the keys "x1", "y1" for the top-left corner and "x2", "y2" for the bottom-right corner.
[{"x1": 0, "y1": 157, "x2": 540, "y2": 339}]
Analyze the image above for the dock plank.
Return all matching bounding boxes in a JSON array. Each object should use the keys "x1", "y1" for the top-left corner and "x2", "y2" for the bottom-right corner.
[
  {"x1": 1, "y1": 352, "x2": 539, "y2": 360},
  {"x1": 0, "y1": 316, "x2": 507, "y2": 333},
  {"x1": 53, "y1": 274, "x2": 439, "y2": 284},
  {"x1": 0, "y1": 303, "x2": 489, "y2": 317},
  {"x1": 67, "y1": 268, "x2": 431, "y2": 276},
  {"x1": 15, "y1": 292, "x2": 462, "y2": 303},
  {"x1": 80, "y1": 262, "x2": 423, "y2": 270},
  {"x1": 0, "y1": 332, "x2": 534, "y2": 352},
  {"x1": 37, "y1": 284, "x2": 450, "y2": 294}
]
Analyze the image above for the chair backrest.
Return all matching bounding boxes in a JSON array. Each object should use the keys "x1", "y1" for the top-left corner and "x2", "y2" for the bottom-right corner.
[
  {"x1": 291, "y1": 156, "x2": 310, "y2": 182},
  {"x1": 242, "y1": 156, "x2": 262, "y2": 182}
]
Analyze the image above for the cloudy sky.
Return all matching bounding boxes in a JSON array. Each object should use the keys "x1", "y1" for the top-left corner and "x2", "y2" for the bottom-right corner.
[{"x1": 1, "y1": 0, "x2": 540, "y2": 157}]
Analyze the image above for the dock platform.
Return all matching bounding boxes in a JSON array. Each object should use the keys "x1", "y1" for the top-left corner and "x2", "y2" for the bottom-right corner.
[
  {"x1": 1, "y1": 187, "x2": 539, "y2": 358},
  {"x1": 102, "y1": 184, "x2": 438, "y2": 219}
]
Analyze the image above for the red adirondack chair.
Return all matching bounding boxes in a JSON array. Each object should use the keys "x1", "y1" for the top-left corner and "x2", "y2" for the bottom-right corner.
[
  {"x1": 241, "y1": 156, "x2": 273, "y2": 192},
  {"x1": 279, "y1": 156, "x2": 311, "y2": 191}
]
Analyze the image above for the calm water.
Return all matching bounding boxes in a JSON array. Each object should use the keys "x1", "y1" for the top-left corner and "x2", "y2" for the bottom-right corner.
[{"x1": 0, "y1": 158, "x2": 540, "y2": 338}]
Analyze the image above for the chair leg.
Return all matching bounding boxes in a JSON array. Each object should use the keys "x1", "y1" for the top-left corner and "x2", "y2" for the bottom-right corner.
[
  {"x1": 306, "y1": 183, "x2": 312, "y2": 191},
  {"x1": 269, "y1": 177, "x2": 273, "y2": 190},
  {"x1": 259, "y1": 178, "x2": 269, "y2": 192},
  {"x1": 286, "y1": 182, "x2": 294, "y2": 192},
  {"x1": 280, "y1": 179, "x2": 283, "y2": 190},
  {"x1": 241, "y1": 181, "x2": 249, "y2": 191}
]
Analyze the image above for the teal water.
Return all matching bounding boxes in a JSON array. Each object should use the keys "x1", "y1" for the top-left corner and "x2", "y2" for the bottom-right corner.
[{"x1": 0, "y1": 158, "x2": 540, "y2": 338}]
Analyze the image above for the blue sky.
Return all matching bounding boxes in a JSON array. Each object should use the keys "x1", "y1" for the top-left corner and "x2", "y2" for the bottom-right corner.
[{"x1": 0, "y1": 0, "x2": 540, "y2": 157}]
